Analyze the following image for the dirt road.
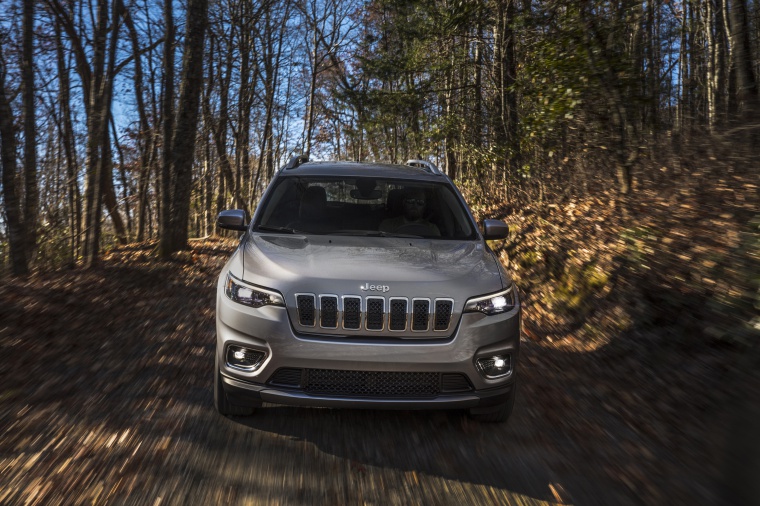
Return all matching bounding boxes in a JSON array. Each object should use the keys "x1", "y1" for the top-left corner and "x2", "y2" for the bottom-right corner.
[{"x1": 0, "y1": 241, "x2": 729, "y2": 505}]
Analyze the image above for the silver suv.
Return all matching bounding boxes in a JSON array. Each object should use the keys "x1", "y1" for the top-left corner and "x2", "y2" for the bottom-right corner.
[{"x1": 214, "y1": 157, "x2": 520, "y2": 422}]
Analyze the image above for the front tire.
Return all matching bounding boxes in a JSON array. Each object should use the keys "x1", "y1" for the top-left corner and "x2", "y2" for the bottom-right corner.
[{"x1": 214, "y1": 354, "x2": 255, "y2": 416}]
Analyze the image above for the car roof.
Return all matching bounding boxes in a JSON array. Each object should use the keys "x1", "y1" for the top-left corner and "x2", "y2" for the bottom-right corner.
[{"x1": 278, "y1": 161, "x2": 447, "y2": 182}]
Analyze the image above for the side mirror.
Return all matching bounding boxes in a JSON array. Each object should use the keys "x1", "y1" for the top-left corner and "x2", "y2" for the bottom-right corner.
[
  {"x1": 482, "y1": 219, "x2": 509, "y2": 240},
  {"x1": 217, "y1": 209, "x2": 248, "y2": 231}
]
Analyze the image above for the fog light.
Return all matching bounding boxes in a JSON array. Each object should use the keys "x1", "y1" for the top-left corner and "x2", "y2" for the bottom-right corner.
[
  {"x1": 226, "y1": 345, "x2": 266, "y2": 371},
  {"x1": 476, "y1": 354, "x2": 511, "y2": 378}
]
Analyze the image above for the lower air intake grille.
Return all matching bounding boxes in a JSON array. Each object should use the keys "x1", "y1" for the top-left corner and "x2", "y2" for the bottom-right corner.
[
  {"x1": 441, "y1": 373, "x2": 472, "y2": 392},
  {"x1": 304, "y1": 369, "x2": 440, "y2": 398},
  {"x1": 268, "y1": 368, "x2": 303, "y2": 387}
]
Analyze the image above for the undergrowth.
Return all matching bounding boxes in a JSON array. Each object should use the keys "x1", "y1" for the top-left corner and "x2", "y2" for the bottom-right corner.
[{"x1": 466, "y1": 141, "x2": 759, "y2": 353}]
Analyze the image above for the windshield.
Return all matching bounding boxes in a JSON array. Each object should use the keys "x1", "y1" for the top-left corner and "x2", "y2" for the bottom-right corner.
[{"x1": 254, "y1": 176, "x2": 477, "y2": 240}]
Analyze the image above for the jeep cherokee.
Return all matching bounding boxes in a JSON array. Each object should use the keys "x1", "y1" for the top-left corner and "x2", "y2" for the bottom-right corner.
[{"x1": 214, "y1": 157, "x2": 520, "y2": 422}]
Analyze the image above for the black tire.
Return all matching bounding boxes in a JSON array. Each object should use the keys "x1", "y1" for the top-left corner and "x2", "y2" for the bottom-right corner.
[
  {"x1": 214, "y1": 355, "x2": 255, "y2": 417},
  {"x1": 468, "y1": 381, "x2": 517, "y2": 423}
]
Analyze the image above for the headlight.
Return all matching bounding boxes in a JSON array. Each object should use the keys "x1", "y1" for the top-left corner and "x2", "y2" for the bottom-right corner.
[
  {"x1": 464, "y1": 286, "x2": 516, "y2": 315},
  {"x1": 224, "y1": 273, "x2": 285, "y2": 308}
]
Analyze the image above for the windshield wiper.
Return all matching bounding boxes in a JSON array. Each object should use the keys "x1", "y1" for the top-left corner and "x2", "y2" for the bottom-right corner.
[
  {"x1": 330, "y1": 230, "x2": 424, "y2": 238},
  {"x1": 380, "y1": 232, "x2": 424, "y2": 238},
  {"x1": 256, "y1": 225, "x2": 302, "y2": 234}
]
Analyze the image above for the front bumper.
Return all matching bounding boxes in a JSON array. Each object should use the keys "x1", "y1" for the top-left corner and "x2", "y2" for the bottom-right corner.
[
  {"x1": 222, "y1": 373, "x2": 514, "y2": 410},
  {"x1": 216, "y1": 286, "x2": 521, "y2": 410}
]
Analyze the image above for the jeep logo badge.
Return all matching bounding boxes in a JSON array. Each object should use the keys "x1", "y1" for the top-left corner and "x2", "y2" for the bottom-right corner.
[{"x1": 361, "y1": 283, "x2": 390, "y2": 293}]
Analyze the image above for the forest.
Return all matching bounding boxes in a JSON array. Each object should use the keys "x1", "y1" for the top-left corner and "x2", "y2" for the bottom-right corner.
[
  {"x1": 2, "y1": 0, "x2": 759, "y2": 375},
  {"x1": 0, "y1": 0, "x2": 757, "y2": 272},
  {"x1": 1, "y1": 0, "x2": 759, "y2": 503}
]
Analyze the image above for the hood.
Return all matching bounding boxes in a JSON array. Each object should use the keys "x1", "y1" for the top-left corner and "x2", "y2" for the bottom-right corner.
[{"x1": 241, "y1": 233, "x2": 505, "y2": 303}]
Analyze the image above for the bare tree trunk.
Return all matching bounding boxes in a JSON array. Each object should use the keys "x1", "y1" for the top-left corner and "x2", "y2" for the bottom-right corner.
[
  {"x1": 55, "y1": 22, "x2": 81, "y2": 262},
  {"x1": 22, "y1": 0, "x2": 38, "y2": 263},
  {"x1": 305, "y1": 37, "x2": 318, "y2": 156},
  {"x1": 0, "y1": 42, "x2": 29, "y2": 276},
  {"x1": 494, "y1": 0, "x2": 519, "y2": 173},
  {"x1": 124, "y1": 7, "x2": 151, "y2": 242},
  {"x1": 165, "y1": 0, "x2": 209, "y2": 253},
  {"x1": 728, "y1": 0, "x2": 759, "y2": 133},
  {"x1": 444, "y1": 36, "x2": 457, "y2": 180},
  {"x1": 253, "y1": 5, "x2": 288, "y2": 206},
  {"x1": 707, "y1": 0, "x2": 717, "y2": 132},
  {"x1": 236, "y1": 1, "x2": 253, "y2": 201},
  {"x1": 104, "y1": 119, "x2": 128, "y2": 244},
  {"x1": 202, "y1": 35, "x2": 215, "y2": 235},
  {"x1": 80, "y1": 0, "x2": 110, "y2": 267},
  {"x1": 677, "y1": 3, "x2": 688, "y2": 133},
  {"x1": 203, "y1": 136, "x2": 213, "y2": 236},
  {"x1": 722, "y1": 0, "x2": 738, "y2": 118},
  {"x1": 47, "y1": 0, "x2": 125, "y2": 266},
  {"x1": 716, "y1": 0, "x2": 729, "y2": 125},
  {"x1": 473, "y1": 24, "x2": 483, "y2": 151},
  {"x1": 158, "y1": 0, "x2": 175, "y2": 258},
  {"x1": 645, "y1": 0, "x2": 660, "y2": 134}
]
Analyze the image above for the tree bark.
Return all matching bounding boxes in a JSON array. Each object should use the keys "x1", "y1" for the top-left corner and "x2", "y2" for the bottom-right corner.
[
  {"x1": 728, "y1": 0, "x2": 759, "y2": 131},
  {"x1": 158, "y1": 0, "x2": 175, "y2": 258},
  {"x1": 80, "y1": 0, "x2": 109, "y2": 267},
  {"x1": 22, "y1": 0, "x2": 38, "y2": 261},
  {"x1": 164, "y1": 0, "x2": 209, "y2": 254},
  {"x1": 55, "y1": 21, "x2": 82, "y2": 262},
  {"x1": 47, "y1": 0, "x2": 125, "y2": 267},
  {"x1": 0, "y1": 42, "x2": 29, "y2": 276},
  {"x1": 124, "y1": 7, "x2": 152, "y2": 242}
]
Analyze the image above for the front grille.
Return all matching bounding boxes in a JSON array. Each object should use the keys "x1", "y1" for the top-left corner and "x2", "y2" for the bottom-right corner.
[
  {"x1": 303, "y1": 369, "x2": 440, "y2": 398},
  {"x1": 320, "y1": 295, "x2": 338, "y2": 328},
  {"x1": 389, "y1": 298, "x2": 408, "y2": 331},
  {"x1": 343, "y1": 296, "x2": 361, "y2": 329},
  {"x1": 291, "y1": 294, "x2": 455, "y2": 335},
  {"x1": 412, "y1": 299, "x2": 430, "y2": 331},
  {"x1": 366, "y1": 297, "x2": 385, "y2": 330},
  {"x1": 434, "y1": 300, "x2": 453, "y2": 331},
  {"x1": 296, "y1": 294, "x2": 315, "y2": 326}
]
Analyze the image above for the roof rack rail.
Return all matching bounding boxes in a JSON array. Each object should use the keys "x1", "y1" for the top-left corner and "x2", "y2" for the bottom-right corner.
[
  {"x1": 283, "y1": 154, "x2": 309, "y2": 170},
  {"x1": 406, "y1": 159, "x2": 441, "y2": 175}
]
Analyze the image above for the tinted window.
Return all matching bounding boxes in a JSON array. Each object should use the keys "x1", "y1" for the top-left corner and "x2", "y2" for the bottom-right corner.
[{"x1": 255, "y1": 177, "x2": 476, "y2": 239}]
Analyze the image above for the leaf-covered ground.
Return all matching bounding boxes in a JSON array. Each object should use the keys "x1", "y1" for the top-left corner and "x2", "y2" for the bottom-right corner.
[{"x1": 1, "y1": 162, "x2": 757, "y2": 505}]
